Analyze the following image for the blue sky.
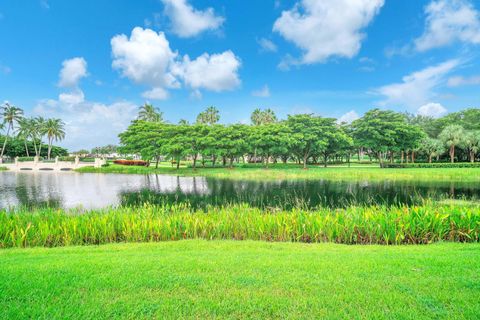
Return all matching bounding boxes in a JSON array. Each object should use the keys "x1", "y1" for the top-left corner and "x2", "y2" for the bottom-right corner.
[{"x1": 0, "y1": 0, "x2": 479, "y2": 150}]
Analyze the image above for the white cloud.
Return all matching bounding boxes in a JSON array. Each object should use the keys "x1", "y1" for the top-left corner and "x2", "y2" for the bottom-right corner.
[
  {"x1": 161, "y1": 0, "x2": 224, "y2": 38},
  {"x1": 173, "y1": 50, "x2": 241, "y2": 92},
  {"x1": 273, "y1": 0, "x2": 384, "y2": 65},
  {"x1": 337, "y1": 110, "x2": 359, "y2": 124},
  {"x1": 111, "y1": 27, "x2": 241, "y2": 99},
  {"x1": 111, "y1": 27, "x2": 179, "y2": 100},
  {"x1": 415, "y1": 0, "x2": 480, "y2": 51},
  {"x1": 58, "y1": 57, "x2": 88, "y2": 88},
  {"x1": 257, "y1": 38, "x2": 278, "y2": 53},
  {"x1": 375, "y1": 59, "x2": 460, "y2": 108},
  {"x1": 251, "y1": 85, "x2": 271, "y2": 98},
  {"x1": 34, "y1": 95, "x2": 137, "y2": 151},
  {"x1": 447, "y1": 75, "x2": 480, "y2": 86},
  {"x1": 417, "y1": 102, "x2": 448, "y2": 118},
  {"x1": 142, "y1": 87, "x2": 169, "y2": 100},
  {"x1": 59, "y1": 90, "x2": 85, "y2": 105}
]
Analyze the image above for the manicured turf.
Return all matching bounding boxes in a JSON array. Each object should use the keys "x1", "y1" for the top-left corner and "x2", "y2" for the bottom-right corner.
[
  {"x1": 0, "y1": 241, "x2": 479, "y2": 319},
  {"x1": 76, "y1": 163, "x2": 480, "y2": 182}
]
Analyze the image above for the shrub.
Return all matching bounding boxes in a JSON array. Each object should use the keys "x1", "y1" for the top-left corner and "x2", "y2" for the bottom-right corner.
[
  {"x1": 113, "y1": 159, "x2": 149, "y2": 167},
  {"x1": 383, "y1": 163, "x2": 480, "y2": 168}
]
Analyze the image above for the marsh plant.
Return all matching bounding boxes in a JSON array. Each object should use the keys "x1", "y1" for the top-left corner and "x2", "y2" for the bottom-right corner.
[{"x1": 1, "y1": 202, "x2": 479, "y2": 248}]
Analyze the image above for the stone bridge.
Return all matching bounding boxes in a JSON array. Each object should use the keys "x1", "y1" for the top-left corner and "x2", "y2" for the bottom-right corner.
[{"x1": 0, "y1": 156, "x2": 106, "y2": 172}]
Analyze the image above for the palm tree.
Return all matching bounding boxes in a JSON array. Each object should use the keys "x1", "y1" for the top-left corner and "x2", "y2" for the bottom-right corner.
[
  {"x1": 439, "y1": 125, "x2": 465, "y2": 163},
  {"x1": 464, "y1": 130, "x2": 480, "y2": 163},
  {"x1": 16, "y1": 117, "x2": 34, "y2": 157},
  {"x1": 196, "y1": 106, "x2": 220, "y2": 125},
  {"x1": 251, "y1": 108, "x2": 277, "y2": 125},
  {"x1": 44, "y1": 118, "x2": 66, "y2": 160},
  {"x1": 251, "y1": 108, "x2": 262, "y2": 126},
  {"x1": 33, "y1": 116, "x2": 47, "y2": 157},
  {"x1": 0, "y1": 103, "x2": 24, "y2": 158},
  {"x1": 138, "y1": 103, "x2": 163, "y2": 122}
]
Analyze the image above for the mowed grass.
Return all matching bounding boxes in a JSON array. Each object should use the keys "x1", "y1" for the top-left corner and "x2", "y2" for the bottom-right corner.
[
  {"x1": 76, "y1": 163, "x2": 480, "y2": 182},
  {"x1": 0, "y1": 241, "x2": 479, "y2": 319}
]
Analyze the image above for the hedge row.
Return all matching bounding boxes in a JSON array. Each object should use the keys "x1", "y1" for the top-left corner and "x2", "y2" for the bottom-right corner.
[{"x1": 383, "y1": 162, "x2": 480, "y2": 168}]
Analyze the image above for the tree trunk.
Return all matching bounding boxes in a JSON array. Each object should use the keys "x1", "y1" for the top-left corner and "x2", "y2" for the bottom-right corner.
[
  {"x1": 303, "y1": 154, "x2": 308, "y2": 169},
  {"x1": 428, "y1": 154, "x2": 432, "y2": 163},
  {"x1": 32, "y1": 138, "x2": 38, "y2": 157},
  {"x1": 229, "y1": 157, "x2": 234, "y2": 169},
  {"x1": 155, "y1": 156, "x2": 160, "y2": 169},
  {"x1": 212, "y1": 155, "x2": 217, "y2": 167},
  {"x1": 47, "y1": 138, "x2": 53, "y2": 160},
  {"x1": 401, "y1": 151, "x2": 404, "y2": 164},
  {"x1": 176, "y1": 157, "x2": 180, "y2": 169},
  {"x1": 378, "y1": 152, "x2": 384, "y2": 167},
  {"x1": 24, "y1": 140, "x2": 30, "y2": 157},
  {"x1": 450, "y1": 145, "x2": 455, "y2": 163},
  {"x1": 470, "y1": 151, "x2": 475, "y2": 163},
  {"x1": 411, "y1": 151, "x2": 415, "y2": 163},
  {"x1": 0, "y1": 124, "x2": 11, "y2": 158},
  {"x1": 222, "y1": 156, "x2": 226, "y2": 167},
  {"x1": 324, "y1": 154, "x2": 328, "y2": 168},
  {"x1": 192, "y1": 154, "x2": 198, "y2": 169}
]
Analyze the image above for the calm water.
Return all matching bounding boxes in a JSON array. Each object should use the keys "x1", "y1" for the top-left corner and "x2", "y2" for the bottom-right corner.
[{"x1": 0, "y1": 171, "x2": 479, "y2": 210}]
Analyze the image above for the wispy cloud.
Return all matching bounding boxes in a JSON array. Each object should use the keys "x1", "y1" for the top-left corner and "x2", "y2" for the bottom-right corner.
[{"x1": 375, "y1": 59, "x2": 460, "y2": 108}]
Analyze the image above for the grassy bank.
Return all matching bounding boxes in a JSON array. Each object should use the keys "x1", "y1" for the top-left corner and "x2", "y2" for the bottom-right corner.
[
  {"x1": 0, "y1": 166, "x2": 7, "y2": 171},
  {"x1": 1, "y1": 241, "x2": 479, "y2": 319},
  {"x1": 2, "y1": 203, "x2": 479, "y2": 248},
  {"x1": 76, "y1": 163, "x2": 480, "y2": 182}
]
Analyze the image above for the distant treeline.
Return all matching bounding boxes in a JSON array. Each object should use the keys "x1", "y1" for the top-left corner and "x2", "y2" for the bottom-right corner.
[{"x1": 119, "y1": 105, "x2": 480, "y2": 168}]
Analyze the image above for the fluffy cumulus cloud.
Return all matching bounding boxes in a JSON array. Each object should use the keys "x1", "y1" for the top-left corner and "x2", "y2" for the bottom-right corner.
[
  {"x1": 58, "y1": 57, "x2": 88, "y2": 88},
  {"x1": 415, "y1": 0, "x2": 480, "y2": 51},
  {"x1": 161, "y1": 0, "x2": 224, "y2": 38},
  {"x1": 273, "y1": 0, "x2": 384, "y2": 65},
  {"x1": 32, "y1": 58, "x2": 139, "y2": 150},
  {"x1": 111, "y1": 27, "x2": 241, "y2": 99},
  {"x1": 34, "y1": 96, "x2": 137, "y2": 151},
  {"x1": 173, "y1": 51, "x2": 241, "y2": 94},
  {"x1": 251, "y1": 85, "x2": 271, "y2": 98},
  {"x1": 111, "y1": 27, "x2": 179, "y2": 100},
  {"x1": 375, "y1": 59, "x2": 460, "y2": 108},
  {"x1": 337, "y1": 110, "x2": 360, "y2": 124},
  {"x1": 417, "y1": 102, "x2": 448, "y2": 118}
]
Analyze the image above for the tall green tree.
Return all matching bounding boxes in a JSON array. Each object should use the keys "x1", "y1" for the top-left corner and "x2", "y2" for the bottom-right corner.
[
  {"x1": 44, "y1": 118, "x2": 66, "y2": 160},
  {"x1": 15, "y1": 117, "x2": 34, "y2": 157},
  {"x1": 351, "y1": 109, "x2": 408, "y2": 166},
  {"x1": 250, "y1": 108, "x2": 277, "y2": 125},
  {"x1": 33, "y1": 116, "x2": 47, "y2": 157},
  {"x1": 464, "y1": 130, "x2": 480, "y2": 163},
  {"x1": 419, "y1": 137, "x2": 444, "y2": 163},
  {"x1": 138, "y1": 103, "x2": 163, "y2": 122},
  {"x1": 287, "y1": 114, "x2": 331, "y2": 169},
  {"x1": 439, "y1": 125, "x2": 465, "y2": 163},
  {"x1": 196, "y1": 106, "x2": 220, "y2": 125},
  {"x1": 0, "y1": 103, "x2": 24, "y2": 158}
]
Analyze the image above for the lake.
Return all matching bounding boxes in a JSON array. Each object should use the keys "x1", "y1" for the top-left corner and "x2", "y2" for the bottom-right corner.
[{"x1": 1, "y1": 171, "x2": 479, "y2": 210}]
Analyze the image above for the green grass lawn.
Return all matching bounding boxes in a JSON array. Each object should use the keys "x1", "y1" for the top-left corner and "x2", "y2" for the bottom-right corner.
[
  {"x1": 76, "y1": 163, "x2": 480, "y2": 182},
  {"x1": 0, "y1": 241, "x2": 479, "y2": 319}
]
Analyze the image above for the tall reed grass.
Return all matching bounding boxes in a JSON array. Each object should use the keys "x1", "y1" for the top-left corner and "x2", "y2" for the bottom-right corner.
[{"x1": 1, "y1": 203, "x2": 479, "y2": 248}]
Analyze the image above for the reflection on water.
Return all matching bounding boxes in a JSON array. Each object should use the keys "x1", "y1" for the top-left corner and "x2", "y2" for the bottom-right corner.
[{"x1": 0, "y1": 171, "x2": 479, "y2": 210}]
